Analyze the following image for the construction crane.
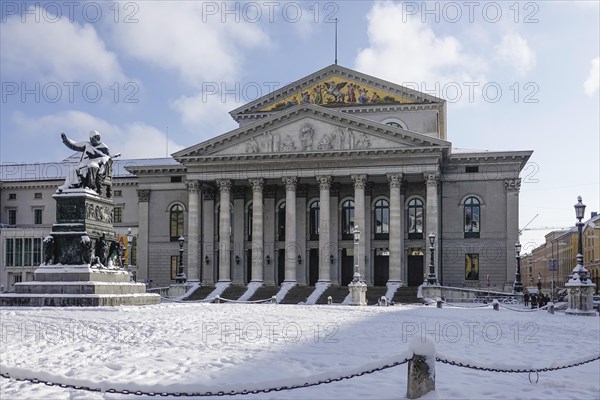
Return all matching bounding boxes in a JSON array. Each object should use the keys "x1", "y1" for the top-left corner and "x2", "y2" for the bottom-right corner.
[
  {"x1": 521, "y1": 226, "x2": 571, "y2": 231},
  {"x1": 519, "y1": 214, "x2": 538, "y2": 236}
]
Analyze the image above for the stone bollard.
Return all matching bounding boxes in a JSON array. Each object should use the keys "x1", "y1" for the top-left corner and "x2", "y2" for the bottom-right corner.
[
  {"x1": 436, "y1": 297, "x2": 443, "y2": 308},
  {"x1": 271, "y1": 296, "x2": 277, "y2": 304},
  {"x1": 547, "y1": 302, "x2": 554, "y2": 314},
  {"x1": 406, "y1": 337, "x2": 436, "y2": 399},
  {"x1": 492, "y1": 299, "x2": 499, "y2": 311},
  {"x1": 327, "y1": 296, "x2": 332, "y2": 305},
  {"x1": 214, "y1": 296, "x2": 221, "y2": 304},
  {"x1": 379, "y1": 296, "x2": 388, "y2": 306}
]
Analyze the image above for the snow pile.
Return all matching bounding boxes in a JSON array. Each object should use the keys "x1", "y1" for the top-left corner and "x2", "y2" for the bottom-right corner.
[{"x1": 275, "y1": 282, "x2": 296, "y2": 303}]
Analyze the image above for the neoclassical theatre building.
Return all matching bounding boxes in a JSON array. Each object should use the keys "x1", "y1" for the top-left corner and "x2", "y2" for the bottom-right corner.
[{"x1": 128, "y1": 65, "x2": 532, "y2": 291}]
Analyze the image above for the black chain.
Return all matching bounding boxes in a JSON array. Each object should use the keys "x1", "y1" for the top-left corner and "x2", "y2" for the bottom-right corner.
[
  {"x1": 435, "y1": 354, "x2": 600, "y2": 373},
  {"x1": 0, "y1": 357, "x2": 411, "y2": 397}
]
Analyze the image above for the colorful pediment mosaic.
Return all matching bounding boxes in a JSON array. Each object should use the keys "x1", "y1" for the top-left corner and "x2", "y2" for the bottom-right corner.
[{"x1": 261, "y1": 75, "x2": 413, "y2": 112}]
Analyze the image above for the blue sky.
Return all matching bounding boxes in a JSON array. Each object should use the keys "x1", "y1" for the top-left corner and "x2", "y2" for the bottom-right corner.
[{"x1": 1, "y1": 1, "x2": 599, "y2": 251}]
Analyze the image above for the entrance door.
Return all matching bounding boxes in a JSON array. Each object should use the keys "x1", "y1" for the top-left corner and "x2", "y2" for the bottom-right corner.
[
  {"x1": 341, "y1": 249, "x2": 354, "y2": 286},
  {"x1": 277, "y1": 249, "x2": 285, "y2": 285},
  {"x1": 407, "y1": 255, "x2": 424, "y2": 286},
  {"x1": 374, "y1": 254, "x2": 389, "y2": 286},
  {"x1": 246, "y1": 249, "x2": 252, "y2": 283},
  {"x1": 309, "y1": 249, "x2": 319, "y2": 286}
]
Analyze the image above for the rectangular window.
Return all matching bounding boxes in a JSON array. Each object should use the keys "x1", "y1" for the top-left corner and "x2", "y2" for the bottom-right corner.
[
  {"x1": 23, "y1": 238, "x2": 32, "y2": 266},
  {"x1": 171, "y1": 256, "x2": 179, "y2": 280},
  {"x1": 8, "y1": 193, "x2": 16, "y2": 200},
  {"x1": 171, "y1": 176, "x2": 182, "y2": 183},
  {"x1": 33, "y1": 238, "x2": 42, "y2": 266},
  {"x1": 34, "y1": 192, "x2": 43, "y2": 199},
  {"x1": 465, "y1": 166, "x2": 479, "y2": 173},
  {"x1": 113, "y1": 207, "x2": 123, "y2": 223},
  {"x1": 5, "y1": 239, "x2": 14, "y2": 267},
  {"x1": 8, "y1": 209, "x2": 16, "y2": 225},
  {"x1": 113, "y1": 190, "x2": 122, "y2": 197},
  {"x1": 15, "y1": 238, "x2": 23, "y2": 267},
  {"x1": 34, "y1": 209, "x2": 43, "y2": 225},
  {"x1": 465, "y1": 254, "x2": 479, "y2": 280}
]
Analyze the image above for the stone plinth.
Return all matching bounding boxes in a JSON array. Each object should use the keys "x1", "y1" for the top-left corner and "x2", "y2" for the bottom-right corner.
[
  {"x1": 565, "y1": 258, "x2": 597, "y2": 316},
  {"x1": 348, "y1": 272, "x2": 367, "y2": 306},
  {"x1": 1, "y1": 265, "x2": 159, "y2": 307}
]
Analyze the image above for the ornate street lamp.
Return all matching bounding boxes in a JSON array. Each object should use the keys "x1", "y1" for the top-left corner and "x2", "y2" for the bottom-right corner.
[
  {"x1": 176, "y1": 235, "x2": 187, "y2": 284},
  {"x1": 353, "y1": 225, "x2": 362, "y2": 282},
  {"x1": 513, "y1": 242, "x2": 523, "y2": 293},
  {"x1": 426, "y1": 233, "x2": 438, "y2": 285},
  {"x1": 573, "y1": 196, "x2": 588, "y2": 282}
]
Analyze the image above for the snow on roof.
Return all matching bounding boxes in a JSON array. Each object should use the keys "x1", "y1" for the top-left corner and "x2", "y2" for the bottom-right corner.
[{"x1": 0, "y1": 158, "x2": 180, "y2": 182}]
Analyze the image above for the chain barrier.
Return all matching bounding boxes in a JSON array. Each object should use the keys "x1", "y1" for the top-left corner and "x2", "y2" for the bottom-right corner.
[
  {"x1": 435, "y1": 353, "x2": 600, "y2": 374},
  {"x1": 159, "y1": 295, "x2": 275, "y2": 304},
  {"x1": 0, "y1": 357, "x2": 411, "y2": 397}
]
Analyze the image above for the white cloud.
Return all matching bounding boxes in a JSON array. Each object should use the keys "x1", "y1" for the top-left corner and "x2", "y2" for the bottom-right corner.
[
  {"x1": 0, "y1": 7, "x2": 125, "y2": 84},
  {"x1": 109, "y1": 1, "x2": 270, "y2": 87},
  {"x1": 11, "y1": 111, "x2": 182, "y2": 160},
  {"x1": 354, "y1": 2, "x2": 487, "y2": 87},
  {"x1": 584, "y1": 57, "x2": 599, "y2": 96},
  {"x1": 495, "y1": 33, "x2": 536, "y2": 75},
  {"x1": 171, "y1": 93, "x2": 239, "y2": 136}
]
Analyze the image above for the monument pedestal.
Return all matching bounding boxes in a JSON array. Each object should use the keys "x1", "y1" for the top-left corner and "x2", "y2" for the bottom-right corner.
[{"x1": 0, "y1": 188, "x2": 159, "y2": 307}]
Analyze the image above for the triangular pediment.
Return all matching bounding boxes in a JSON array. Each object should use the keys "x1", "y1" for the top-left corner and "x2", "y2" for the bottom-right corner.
[
  {"x1": 174, "y1": 105, "x2": 449, "y2": 162},
  {"x1": 229, "y1": 64, "x2": 444, "y2": 120}
]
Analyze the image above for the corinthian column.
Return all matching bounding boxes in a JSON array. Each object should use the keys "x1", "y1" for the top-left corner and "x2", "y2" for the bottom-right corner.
[
  {"x1": 316, "y1": 175, "x2": 332, "y2": 282},
  {"x1": 387, "y1": 173, "x2": 403, "y2": 284},
  {"x1": 352, "y1": 174, "x2": 367, "y2": 277},
  {"x1": 283, "y1": 177, "x2": 298, "y2": 283},
  {"x1": 217, "y1": 179, "x2": 232, "y2": 282},
  {"x1": 250, "y1": 178, "x2": 264, "y2": 282},
  {"x1": 186, "y1": 180, "x2": 201, "y2": 282},
  {"x1": 424, "y1": 173, "x2": 439, "y2": 280}
]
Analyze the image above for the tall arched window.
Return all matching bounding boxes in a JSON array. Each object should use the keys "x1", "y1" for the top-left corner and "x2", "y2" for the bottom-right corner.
[
  {"x1": 246, "y1": 203, "x2": 253, "y2": 241},
  {"x1": 277, "y1": 202, "x2": 286, "y2": 241},
  {"x1": 464, "y1": 197, "x2": 481, "y2": 238},
  {"x1": 374, "y1": 199, "x2": 390, "y2": 240},
  {"x1": 309, "y1": 201, "x2": 320, "y2": 240},
  {"x1": 407, "y1": 198, "x2": 423, "y2": 239},
  {"x1": 170, "y1": 204, "x2": 184, "y2": 241},
  {"x1": 342, "y1": 199, "x2": 355, "y2": 240}
]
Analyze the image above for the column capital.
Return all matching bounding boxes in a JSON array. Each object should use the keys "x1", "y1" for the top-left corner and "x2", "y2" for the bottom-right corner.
[
  {"x1": 185, "y1": 180, "x2": 201, "y2": 193},
  {"x1": 316, "y1": 175, "x2": 332, "y2": 190},
  {"x1": 282, "y1": 176, "x2": 298, "y2": 191},
  {"x1": 387, "y1": 173, "x2": 404, "y2": 188},
  {"x1": 351, "y1": 174, "x2": 367, "y2": 189},
  {"x1": 216, "y1": 179, "x2": 232, "y2": 192},
  {"x1": 249, "y1": 178, "x2": 264, "y2": 192},
  {"x1": 504, "y1": 178, "x2": 521, "y2": 192},
  {"x1": 137, "y1": 189, "x2": 150, "y2": 202},
  {"x1": 424, "y1": 173, "x2": 439, "y2": 185}
]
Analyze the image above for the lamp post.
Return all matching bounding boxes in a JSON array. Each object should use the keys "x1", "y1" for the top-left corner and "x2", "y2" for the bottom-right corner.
[
  {"x1": 574, "y1": 196, "x2": 588, "y2": 281},
  {"x1": 537, "y1": 272, "x2": 542, "y2": 294},
  {"x1": 426, "y1": 233, "x2": 438, "y2": 285},
  {"x1": 176, "y1": 235, "x2": 186, "y2": 284},
  {"x1": 513, "y1": 242, "x2": 523, "y2": 293},
  {"x1": 127, "y1": 228, "x2": 134, "y2": 281},
  {"x1": 353, "y1": 225, "x2": 361, "y2": 281}
]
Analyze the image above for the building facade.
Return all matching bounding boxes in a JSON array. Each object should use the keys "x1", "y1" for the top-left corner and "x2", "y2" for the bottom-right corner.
[{"x1": 2, "y1": 65, "x2": 532, "y2": 292}]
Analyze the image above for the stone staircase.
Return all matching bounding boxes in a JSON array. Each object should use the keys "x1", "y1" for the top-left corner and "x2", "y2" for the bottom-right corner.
[
  {"x1": 316, "y1": 286, "x2": 349, "y2": 304},
  {"x1": 365, "y1": 287, "x2": 389, "y2": 305},
  {"x1": 184, "y1": 285, "x2": 216, "y2": 301},
  {"x1": 393, "y1": 287, "x2": 420, "y2": 304},
  {"x1": 280, "y1": 285, "x2": 316, "y2": 304},
  {"x1": 248, "y1": 285, "x2": 280, "y2": 302},
  {"x1": 219, "y1": 284, "x2": 249, "y2": 302}
]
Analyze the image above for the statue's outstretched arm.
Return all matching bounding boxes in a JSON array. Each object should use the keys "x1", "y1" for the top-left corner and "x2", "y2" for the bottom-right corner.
[{"x1": 60, "y1": 132, "x2": 84, "y2": 152}]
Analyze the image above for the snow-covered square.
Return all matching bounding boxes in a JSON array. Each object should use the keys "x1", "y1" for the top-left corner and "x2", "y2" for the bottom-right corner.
[{"x1": 1, "y1": 302, "x2": 599, "y2": 399}]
